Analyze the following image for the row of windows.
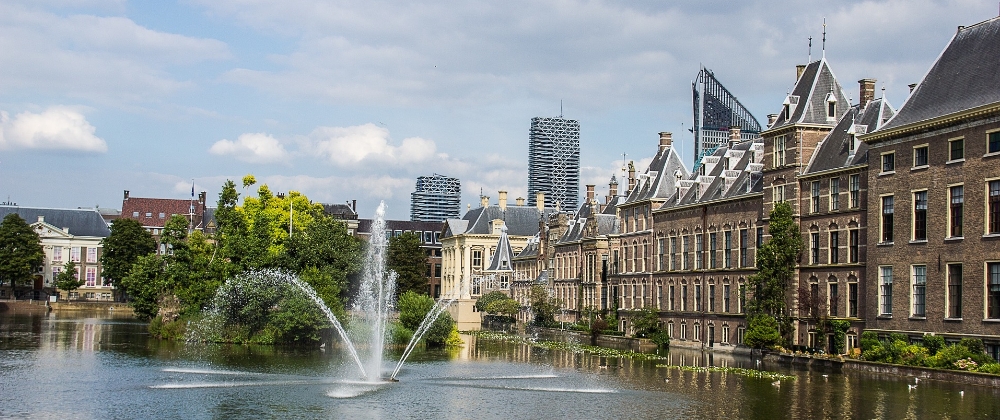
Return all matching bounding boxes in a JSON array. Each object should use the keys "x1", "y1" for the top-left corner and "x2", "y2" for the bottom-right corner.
[
  {"x1": 51, "y1": 247, "x2": 98, "y2": 263},
  {"x1": 387, "y1": 230, "x2": 440, "y2": 244},
  {"x1": 51, "y1": 266, "x2": 101, "y2": 287},
  {"x1": 808, "y1": 229, "x2": 861, "y2": 265},
  {"x1": 879, "y1": 131, "x2": 1000, "y2": 174},
  {"x1": 657, "y1": 228, "x2": 759, "y2": 271},
  {"x1": 878, "y1": 262, "x2": 1000, "y2": 319},
  {"x1": 621, "y1": 283, "x2": 747, "y2": 314},
  {"x1": 809, "y1": 174, "x2": 863, "y2": 213},
  {"x1": 663, "y1": 321, "x2": 745, "y2": 345},
  {"x1": 880, "y1": 180, "x2": 1000, "y2": 243},
  {"x1": 806, "y1": 281, "x2": 861, "y2": 318}
]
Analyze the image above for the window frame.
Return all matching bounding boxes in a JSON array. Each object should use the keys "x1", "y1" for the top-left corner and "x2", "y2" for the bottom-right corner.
[
  {"x1": 948, "y1": 136, "x2": 965, "y2": 163},
  {"x1": 947, "y1": 263, "x2": 963, "y2": 319},
  {"x1": 879, "y1": 266, "x2": 893, "y2": 317},
  {"x1": 830, "y1": 177, "x2": 840, "y2": 211},
  {"x1": 912, "y1": 144, "x2": 929, "y2": 168},
  {"x1": 988, "y1": 179, "x2": 1000, "y2": 235},
  {"x1": 988, "y1": 129, "x2": 1000, "y2": 155},
  {"x1": 881, "y1": 194, "x2": 895, "y2": 244},
  {"x1": 912, "y1": 190, "x2": 928, "y2": 241},
  {"x1": 849, "y1": 229, "x2": 860, "y2": 263},
  {"x1": 849, "y1": 174, "x2": 861, "y2": 208},
  {"x1": 829, "y1": 231, "x2": 839, "y2": 264},
  {"x1": 811, "y1": 180, "x2": 821, "y2": 213},
  {"x1": 912, "y1": 265, "x2": 926, "y2": 318},
  {"x1": 949, "y1": 184, "x2": 964, "y2": 238},
  {"x1": 987, "y1": 261, "x2": 1000, "y2": 320},
  {"x1": 881, "y1": 152, "x2": 895, "y2": 174}
]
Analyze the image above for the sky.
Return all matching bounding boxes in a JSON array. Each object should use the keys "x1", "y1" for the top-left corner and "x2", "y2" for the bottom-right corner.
[{"x1": 0, "y1": 0, "x2": 996, "y2": 220}]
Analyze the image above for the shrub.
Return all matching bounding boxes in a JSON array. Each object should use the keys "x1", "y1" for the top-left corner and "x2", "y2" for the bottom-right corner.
[
  {"x1": 744, "y1": 314, "x2": 781, "y2": 349},
  {"x1": 959, "y1": 338, "x2": 985, "y2": 355},
  {"x1": 976, "y1": 363, "x2": 1000, "y2": 374},
  {"x1": 921, "y1": 335, "x2": 945, "y2": 356},
  {"x1": 390, "y1": 322, "x2": 414, "y2": 345},
  {"x1": 860, "y1": 331, "x2": 880, "y2": 353}
]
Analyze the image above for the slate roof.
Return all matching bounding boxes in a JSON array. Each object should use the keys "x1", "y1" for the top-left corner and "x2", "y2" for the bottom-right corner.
[
  {"x1": 805, "y1": 98, "x2": 895, "y2": 174},
  {"x1": 657, "y1": 139, "x2": 764, "y2": 211},
  {"x1": 357, "y1": 219, "x2": 444, "y2": 235},
  {"x1": 623, "y1": 144, "x2": 690, "y2": 203},
  {"x1": 768, "y1": 59, "x2": 851, "y2": 130},
  {"x1": 557, "y1": 201, "x2": 620, "y2": 244},
  {"x1": 121, "y1": 197, "x2": 204, "y2": 229},
  {"x1": 0, "y1": 206, "x2": 111, "y2": 237},
  {"x1": 513, "y1": 238, "x2": 539, "y2": 260},
  {"x1": 321, "y1": 203, "x2": 358, "y2": 220},
  {"x1": 879, "y1": 17, "x2": 1000, "y2": 131},
  {"x1": 441, "y1": 205, "x2": 549, "y2": 238},
  {"x1": 484, "y1": 223, "x2": 515, "y2": 272}
]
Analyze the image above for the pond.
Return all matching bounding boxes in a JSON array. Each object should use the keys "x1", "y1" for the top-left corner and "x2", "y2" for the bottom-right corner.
[{"x1": 1, "y1": 310, "x2": 998, "y2": 419}]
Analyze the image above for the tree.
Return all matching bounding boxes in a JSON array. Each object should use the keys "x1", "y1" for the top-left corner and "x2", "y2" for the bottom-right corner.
[
  {"x1": 475, "y1": 290, "x2": 519, "y2": 328},
  {"x1": 398, "y1": 290, "x2": 435, "y2": 331},
  {"x1": 0, "y1": 213, "x2": 44, "y2": 297},
  {"x1": 631, "y1": 308, "x2": 669, "y2": 348},
  {"x1": 119, "y1": 254, "x2": 167, "y2": 320},
  {"x1": 745, "y1": 201, "x2": 802, "y2": 348},
  {"x1": 54, "y1": 261, "x2": 84, "y2": 299},
  {"x1": 529, "y1": 284, "x2": 560, "y2": 327},
  {"x1": 387, "y1": 231, "x2": 427, "y2": 297},
  {"x1": 101, "y1": 218, "x2": 156, "y2": 300}
]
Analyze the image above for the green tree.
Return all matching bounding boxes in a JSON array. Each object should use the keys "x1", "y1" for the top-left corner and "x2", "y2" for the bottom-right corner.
[
  {"x1": 119, "y1": 254, "x2": 167, "y2": 320},
  {"x1": 424, "y1": 311, "x2": 456, "y2": 347},
  {"x1": 745, "y1": 202, "x2": 802, "y2": 348},
  {"x1": 398, "y1": 290, "x2": 435, "y2": 331},
  {"x1": 388, "y1": 232, "x2": 428, "y2": 297},
  {"x1": 0, "y1": 213, "x2": 44, "y2": 297},
  {"x1": 529, "y1": 284, "x2": 560, "y2": 327},
  {"x1": 100, "y1": 218, "x2": 156, "y2": 300},
  {"x1": 54, "y1": 261, "x2": 85, "y2": 299}
]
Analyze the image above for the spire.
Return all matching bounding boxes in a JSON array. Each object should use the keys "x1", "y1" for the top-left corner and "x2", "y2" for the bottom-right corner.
[
  {"x1": 485, "y1": 222, "x2": 514, "y2": 272},
  {"x1": 822, "y1": 18, "x2": 827, "y2": 59}
]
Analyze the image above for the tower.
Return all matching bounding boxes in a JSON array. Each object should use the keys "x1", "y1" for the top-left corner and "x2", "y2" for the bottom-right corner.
[
  {"x1": 409, "y1": 174, "x2": 461, "y2": 222},
  {"x1": 527, "y1": 116, "x2": 580, "y2": 210},
  {"x1": 692, "y1": 67, "x2": 763, "y2": 169}
]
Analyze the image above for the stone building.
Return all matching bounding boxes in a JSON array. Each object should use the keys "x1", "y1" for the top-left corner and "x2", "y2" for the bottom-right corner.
[{"x1": 861, "y1": 17, "x2": 1000, "y2": 360}]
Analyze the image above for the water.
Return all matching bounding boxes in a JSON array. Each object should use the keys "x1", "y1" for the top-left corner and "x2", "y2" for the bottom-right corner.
[{"x1": 3, "y1": 311, "x2": 999, "y2": 419}]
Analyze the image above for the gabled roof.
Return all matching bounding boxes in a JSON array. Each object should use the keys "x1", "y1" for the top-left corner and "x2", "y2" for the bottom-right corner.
[
  {"x1": 879, "y1": 17, "x2": 1000, "y2": 131},
  {"x1": 768, "y1": 59, "x2": 851, "y2": 130},
  {"x1": 657, "y1": 139, "x2": 764, "y2": 211},
  {"x1": 0, "y1": 206, "x2": 111, "y2": 238},
  {"x1": 513, "y1": 237, "x2": 539, "y2": 260},
  {"x1": 623, "y1": 144, "x2": 690, "y2": 204},
  {"x1": 441, "y1": 204, "x2": 549, "y2": 238},
  {"x1": 557, "y1": 201, "x2": 620, "y2": 244},
  {"x1": 805, "y1": 98, "x2": 895, "y2": 174},
  {"x1": 121, "y1": 197, "x2": 201, "y2": 228},
  {"x1": 321, "y1": 203, "x2": 358, "y2": 219},
  {"x1": 484, "y1": 223, "x2": 515, "y2": 272}
]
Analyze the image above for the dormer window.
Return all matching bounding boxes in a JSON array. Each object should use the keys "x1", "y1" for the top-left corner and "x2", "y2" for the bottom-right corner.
[
  {"x1": 783, "y1": 103, "x2": 791, "y2": 120},
  {"x1": 826, "y1": 93, "x2": 837, "y2": 118}
]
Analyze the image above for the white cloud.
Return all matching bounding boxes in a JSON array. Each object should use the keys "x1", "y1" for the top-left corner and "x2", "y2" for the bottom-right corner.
[
  {"x1": 306, "y1": 123, "x2": 437, "y2": 166},
  {"x1": 0, "y1": 106, "x2": 107, "y2": 152},
  {"x1": 209, "y1": 132, "x2": 289, "y2": 164}
]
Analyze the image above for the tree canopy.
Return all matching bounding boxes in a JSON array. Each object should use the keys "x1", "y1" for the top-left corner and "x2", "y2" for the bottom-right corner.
[
  {"x1": 388, "y1": 232, "x2": 428, "y2": 297},
  {"x1": 0, "y1": 213, "x2": 44, "y2": 294},
  {"x1": 745, "y1": 201, "x2": 802, "y2": 348},
  {"x1": 54, "y1": 261, "x2": 84, "y2": 298},
  {"x1": 101, "y1": 218, "x2": 156, "y2": 296}
]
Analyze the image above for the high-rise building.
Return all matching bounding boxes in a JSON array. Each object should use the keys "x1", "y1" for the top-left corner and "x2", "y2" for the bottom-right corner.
[
  {"x1": 692, "y1": 67, "x2": 762, "y2": 169},
  {"x1": 527, "y1": 116, "x2": 580, "y2": 210},
  {"x1": 409, "y1": 174, "x2": 461, "y2": 222}
]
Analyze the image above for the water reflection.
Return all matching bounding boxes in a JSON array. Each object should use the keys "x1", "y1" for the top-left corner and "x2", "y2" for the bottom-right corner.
[{"x1": 2, "y1": 312, "x2": 999, "y2": 419}]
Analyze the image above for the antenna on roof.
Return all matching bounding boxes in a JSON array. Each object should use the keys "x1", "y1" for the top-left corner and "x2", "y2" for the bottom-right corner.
[
  {"x1": 808, "y1": 36, "x2": 812, "y2": 62},
  {"x1": 559, "y1": 100, "x2": 563, "y2": 118},
  {"x1": 822, "y1": 18, "x2": 827, "y2": 59}
]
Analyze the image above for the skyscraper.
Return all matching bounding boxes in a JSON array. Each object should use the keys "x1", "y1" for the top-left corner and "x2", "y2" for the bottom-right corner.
[
  {"x1": 410, "y1": 174, "x2": 461, "y2": 222},
  {"x1": 692, "y1": 67, "x2": 762, "y2": 169},
  {"x1": 527, "y1": 116, "x2": 580, "y2": 210}
]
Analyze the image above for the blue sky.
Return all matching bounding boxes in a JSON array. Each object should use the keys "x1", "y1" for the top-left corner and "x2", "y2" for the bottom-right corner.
[{"x1": 0, "y1": 0, "x2": 995, "y2": 219}]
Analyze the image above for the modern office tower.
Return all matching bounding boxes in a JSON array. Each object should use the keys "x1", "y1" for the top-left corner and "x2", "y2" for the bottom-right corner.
[
  {"x1": 410, "y1": 174, "x2": 461, "y2": 222},
  {"x1": 692, "y1": 67, "x2": 762, "y2": 169},
  {"x1": 527, "y1": 116, "x2": 580, "y2": 210}
]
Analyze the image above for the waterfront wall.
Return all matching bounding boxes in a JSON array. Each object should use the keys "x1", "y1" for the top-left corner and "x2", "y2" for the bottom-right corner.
[{"x1": 843, "y1": 359, "x2": 1000, "y2": 388}]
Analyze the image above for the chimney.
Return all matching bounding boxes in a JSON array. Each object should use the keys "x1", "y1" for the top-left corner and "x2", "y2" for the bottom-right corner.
[
  {"x1": 498, "y1": 191, "x2": 507, "y2": 210},
  {"x1": 351, "y1": 199, "x2": 357, "y2": 212},
  {"x1": 536, "y1": 191, "x2": 545, "y2": 213},
  {"x1": 37, "y1": 216, "x2": 44, "y2": 223},
  {"x1": 607, "y1": 177, "x2": 619, "y2": 204},
  {"x1": 796, "y1": 64, "x2": 807, "y2": 81},
  {"x1": 658, "y1": 132, "x2": 672, "y2": 152},
  {"x1": 480, "y1": 195, "x2": 490, "y2": 208},
  {"x1": 198, "y1": 191, "x2": 207, "y2": 206},
  {"x1": 908, "y1": 83, "x2": 917, "y2": 94},
  {"x1": 586, "y1": 185, "x2": 595, "y2": 204},
  {"x1": 859, "y1": 78, "x2": 876, "y2": 108},
  {"x1": 728, "y1": 125, "x2": 741, "y2": 149},
  {"x1": 627, "y1": 161, "x2": 636, "y2": 194},
  {"x1": 124, "y1": 190, "x2": 129, "y2": 200},
  {"x1": 767, "y1": 114, "x2": 778, "y2": 126},
  {"x1": 516, "y1": 197, "x2": 525, "y2": 206}
]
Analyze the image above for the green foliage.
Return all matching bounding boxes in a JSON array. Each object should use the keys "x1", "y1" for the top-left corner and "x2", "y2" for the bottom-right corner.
[
  {"x1": 746, "y1": 202, "x2": 801, "y2": 344},
  {"x1": 0, "y1": 213, "x2": 44, "y2": 293},
  {"x1": 54, "y1": 261, "x2": 84, "y2": 296},
  {"x1": 298, "y1": 266, "x2": 347, "y2": 323},
  {"x1": 825, "y1": 320, "x2": 851, "y2": 354},
  {"x1": 424, "y1": 311, "x2": 456, "y2": 347},
  {"x1": 390, "y1": 322, "x2": 414, "y2": 345},
  {"x1": 860, "y1": 331, "x2": 880, "y2": 353},
  {"x1": 959, "y1": 338, "x2": 985, "y2": 355},
  {"x1": 119, "y1": 254, "x2": 167, "y2": 321},
  {"x1": 921, "y1": 335, "x2": 945, "y2": 355},
  {"x1": 101, "y1": 218, "x2": 156, "y2": 296},
  {"x1": 267, "y1": 292, "x2": 327, "y2": 344},
  {"x1": 387, "y1": 232, "x2": 428, "y2": 297},
  {"x1": 529, "y1": 284, "x2": 560, "y2": 327},
  {"x1": 476, "y1": 290, "x2": 519, "y2": 327},
  {"x1": 861, "y1": 333, "x2": 997, "y2": 374},
  {"x1": 470, "y1": 330, "x2": 667, "y2": 361},
  {"x1": 744, "y1": 313, "x2": 781, "y2": 349},
  {"x1": 976, "y1": 363, "x2": 1000, "y2": 374},
  {"x1": 398, "y1": 290, "x2": 435, "y2": 331},
  {"x1": 475, "y1": 290, "x2": 510, "y2": 312},
  {"x1": 444, "y1": 325, "x2": 463, "y2": 348}
]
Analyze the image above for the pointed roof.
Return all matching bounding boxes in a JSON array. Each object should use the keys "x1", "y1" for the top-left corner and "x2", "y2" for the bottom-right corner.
[
  {"x1": 0, "y1": 206, "x2": 111, "y2": 238},
  {"x1": 623, "y1": 143, "x2": 690, "y2": 204},
  {"x1": 805, "y1": 97, "x2": 895, "y2": 174},
  {"x1": 878, "y1": 17, "x2": 1000, "y2": 132},
  {"x1": 768, "y1": 59, "x2": 851, "y2": 130},
  {"x1": 485, "y1": 223, "x2": 514, "y2": 272}
]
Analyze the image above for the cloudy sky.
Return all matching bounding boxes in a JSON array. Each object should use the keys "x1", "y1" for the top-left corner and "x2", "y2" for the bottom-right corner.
[{"x1": 0, "y1": 0, "x2": 995, "y2": 219}]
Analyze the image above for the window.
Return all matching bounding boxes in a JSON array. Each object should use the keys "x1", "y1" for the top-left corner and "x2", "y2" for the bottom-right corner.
[
  {"x1": 722, "y1": 325, "x2": 730, "y2": 344},
  {"x1": 739, "y1": 284, "x2": 746, "y2": 314},
  {"x1": 950, "y1": 186, "x2": 964, "y2": 237},
  {"x1": 829, "y1": 283, "x2": 839, "y2": 317},
  {"x1": 913, "y1": 191, "x2": 927, "y2": 241},
  {"x1": 881, "y1": 195, "x2": 894, "y2": 243},
  {"x1": 51, "y1": 266, "x2": 61, "y2": 283},
  {"x1": 990, "y1": 131, "x2": 1000, "y2": 154},
  {"x1": 950, "y1": 138, "x2": 964, "y2": 161},
  {"x1": 827, "y1": 100, "x2": 836, "y2": 118},
  {"x1": 158, "y1": 212, "x2": 165, "y2": 219},
  {"x1": 911, "y1": 265, "x2": 927, "y2": 317},
  {"x1": 849, "y1": 282, "x2": 858, "y2": 317},
  {"x1": 657, "y1": 238, "x2": 665, "y2": 271},
  {"x1": 723, "y1": 284, "x2": 731, "y2": 313},
  {"x1": 756, "y1": 227, "x2": 764, "y2": 248},
  {"x1": 668, "y1": 285, "x2": 675, "y2": 311},
  {"x1": 709, "y1": 233, "x2": 718, "y2": 269},
  {"x1": 86, "y1": 247, "x2": 97, "y2": 263},
  {"x1": 811, "y1": 181, "x2": 821, "y2": 213},
  {"x1": 724, "y1": 231, "x2": 732, "y2": 268},
  {"x1": 810, "y1": 233, "x2": 820, "y2": 265},
  {"x1": 947, "y1": 264, "x2": 962, "y2": 319},
  {"x1": 695, "y1": 285, "x2": 702, "y2": 311},
  {"x1": 695, "y1": 235, "x2": 703, "y2": 270},
  {"x1": 52, "y1": 247, "x2": 62, "y2": 262},
  {"x1": 830, "y1": 178, "x2": 840, "y2": 211},
  {"x1": 773, "y1": 185, "x2": 785, "y2": 203},
  {"x1": 913, "y1": 146, "x2": 928, "y2": 167},
  {"x1": 881, "y1": 152, "x2": 895, "y2": 173},
  {"x1": 669, "y1": 237, "x2": 677, "y2": 270},
  {"x1": 988, "y1": 262, "x2": 1000, "y2": 319},
  {"x1": 85, "y1": 267, "x2": 97, "y2": 287},
  {"x1": 681, "y1": 285, "x2": 688, "y2": 311},
  {"x1": 849, "y1": 174, "x2": 861, "y2": 208},
  {"x1": 774, "y1": 136, "x2": 787, "y2": 167},
  {"x1": 739, "y1": 229, "x2": 748, "y2": 267},
  {"x1": 829, "y1": 231, "x2": 839, "y2": 264},
  {"x1": 681, "y1": 323, "x2": 687, "y2": 340},
  {"x1": 132, "y1": 211, "x2": 139, "y2": 217},
  {"x1": 145, "y1": 212, "x2": 152, "y2": 217},
  {"x1": 810, "y1": 283, "x2": 819, "y2": 317},
  {"x1": 849, "y1": 229, "x2": 859, "y2": 263},
  {"x1": 70, "y1": 247, "x2": 81, "y2": 263},
  {"x1": 682, "y1": 236, "x2": 690, "y2": 270},
  {"x1": 472, "y1": 249, "x2": 483, "y2": 268},
  {"x1": 879, "y1": 266, "x2": 893, "y2": 316},
  {"x1": 990, "y1": 180, "x2": 1000, "y2": 234}
]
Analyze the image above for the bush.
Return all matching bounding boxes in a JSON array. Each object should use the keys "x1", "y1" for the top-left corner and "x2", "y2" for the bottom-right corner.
[
  {"x1": 976, "y1": 363, "x2": 1000, "y2": 374},
  {"x1": 649, "y1": 330, "x2": 671, "y2": 348},
  {"x1": 744, "y1": 314, "x2": 781, "y2": 349},
  {"x1": 921, "y1": 335, "x2": 945, "y2": 355},
  {"x1": 398, "y1": 291, "x2": 435, "y2": 331},
  {"x1": 860, "y1": 331, "x2": 880, "y2": 353},
  {"x1": 959, "y1": 338, "x2": 986, "y2": 355},
  {"x1": 424, "y1": 311, "x2": 456, "y2": 347},
  {"x1": 390, "y1": 322, "x2": 414, "y2": 345}
]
